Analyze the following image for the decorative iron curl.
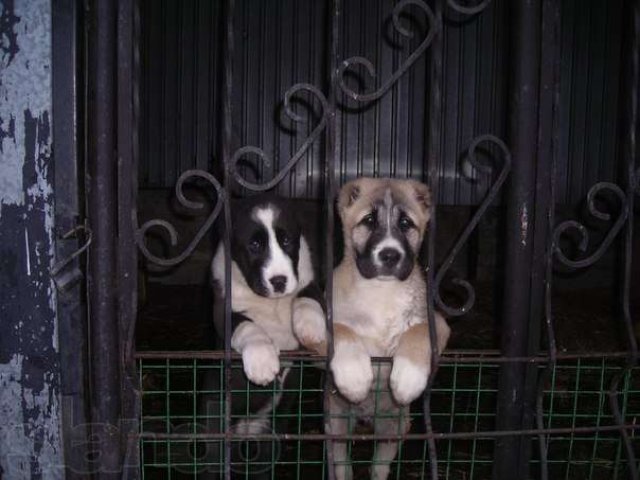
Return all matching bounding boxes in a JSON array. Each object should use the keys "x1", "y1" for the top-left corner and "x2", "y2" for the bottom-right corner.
[
  {"x1": 135, "y1": 169, "x2": 224, "y2": 267},
  {"x1": 434, "y1": 134, "x2": 511, "y2": 316},
  {"x1": 336, "y1": 0, "x2": 438, "y2": 103},
  {"x1": 446, "y1": 0, "x2": 492, "y2": 16},
  {"x1": 553, "y1": 182, "x2": 628, "y2": 269},
  {"x1": 230, "y1": 83, "x2": 329, "y2": 191}
]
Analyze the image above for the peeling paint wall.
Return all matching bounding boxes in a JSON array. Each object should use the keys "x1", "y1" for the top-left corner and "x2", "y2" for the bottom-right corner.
[{"x1": 0, "y1": 0, "x2": 64, "y2": 478}]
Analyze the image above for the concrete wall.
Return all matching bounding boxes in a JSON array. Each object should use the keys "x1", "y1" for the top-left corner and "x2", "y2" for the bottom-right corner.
[{"x1": 0, "y1": 1, "x2": 64, "y2": 478}]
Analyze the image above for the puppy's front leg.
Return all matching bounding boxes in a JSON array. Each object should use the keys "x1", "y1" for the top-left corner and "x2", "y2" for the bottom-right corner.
[
  {"x1": 328, "y1": 393, "x2": 354, "y2": 480},
  {"x1": 292, "y1": 283, "x2": 327, "y2": 355},
  {"x1": 390, "y1": 313, "x2": 450, "y2": 405},
  {"x1": 370, "y1": 408, "x2": 411, "y2": 480},
  {"x1": 330, "y1": 323, "x2": 374, "y2": 403},
  {"x1": 231, "y1": 318, "x2": 280, "y2": 386}
]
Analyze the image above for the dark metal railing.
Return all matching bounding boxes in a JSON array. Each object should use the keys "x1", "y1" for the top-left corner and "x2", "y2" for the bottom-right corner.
[{"x1": 128, "y1": 0, "x2": 640, "y2": 479}]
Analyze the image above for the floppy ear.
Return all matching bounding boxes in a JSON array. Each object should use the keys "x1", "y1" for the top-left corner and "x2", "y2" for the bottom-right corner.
[
  {"x1": 337, "y1": 179, "x2": 363, "y2": 215},
  {"x1": 411, "y1": 180, "x2": 431, "y2": 212}
]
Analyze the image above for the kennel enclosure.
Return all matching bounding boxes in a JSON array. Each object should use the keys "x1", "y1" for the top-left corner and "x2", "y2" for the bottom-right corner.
[{"x1": 28, "y1": 0, "x2": 640, "y2": 478}]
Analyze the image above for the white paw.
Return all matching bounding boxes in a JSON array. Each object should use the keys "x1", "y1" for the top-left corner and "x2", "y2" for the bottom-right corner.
[
  {"x1": 390, "y1": 356, "x2": 429, "y2": 405},
  {"x1": 330, "y1": 344, "x2": 373, "y2": 403},
  {"x1": 292, "y1": 298, "x2": 326, "y2": 350},
  {"x1": 242, "y1": 342, "x2": 280, "y2": 386}
]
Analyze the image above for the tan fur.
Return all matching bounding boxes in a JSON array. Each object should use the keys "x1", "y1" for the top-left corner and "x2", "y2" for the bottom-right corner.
[
  {"x1": 328, "y1": 177, "x2": 450, "y2": 480},
  {"x1": 394, "y1": 316, "x2": 450, "y2": 366},
  {"x1": 338, "y1": 177, "x2": 431, "y2": 252},
  {"x1": 308, "y1": 323, "x2": 359, "y2": 356}
]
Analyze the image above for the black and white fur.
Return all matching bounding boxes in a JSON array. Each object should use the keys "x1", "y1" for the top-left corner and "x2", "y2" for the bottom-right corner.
[
  {"x1": 200, "y1": 196, "x2": 325, "y2": 478},
  {"x1": 210, "y1": 197, "x2": 325, "y2": 385}
]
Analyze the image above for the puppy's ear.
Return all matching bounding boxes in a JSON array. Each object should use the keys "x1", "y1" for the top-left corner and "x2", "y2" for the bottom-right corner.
[
  {"x1": 337, "y1": 179, "x2": 363, "y2": 214},
  {"x1": 410, "y1": 180, "x2": 432, "y2": 212}
]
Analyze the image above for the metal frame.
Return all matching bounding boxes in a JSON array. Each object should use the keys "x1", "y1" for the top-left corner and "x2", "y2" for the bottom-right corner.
[
  {"x1": 52, "y1": 0, "x2": 91, "y2": 476},
  {"x1": 78, "y1": 0, "x2": 640, "y2": 478}
]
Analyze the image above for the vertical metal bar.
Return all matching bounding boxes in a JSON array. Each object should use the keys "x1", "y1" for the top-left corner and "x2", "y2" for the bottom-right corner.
[
  {"x1": 118, "y1": 0, "x2": 141, "y2": 477},
  {"x1": 618, "y1": 0, "x2": 639, "y2": 364},
  {"x1": 493, "y1": 1, "x2": 541, "y2": 479},
  {"x1": 221, "y1": 1, "x2": 235, "y2": 479},
  {"x1": 323, "y1": 1, "x2": 340, "y2": 479},
  {"x1": 52, "y1": 0, "x2": 91, "y2": 476},
  {"x1": 424, "y1": 0, "x2": 444, "y2": 478},
  {"x1": 519, "y1": 0, "x2": 562, "y2": 478},
  {"x1": 535, "y1": 1, "x2": 562, "y2": 478},
  {"x1": 609, "y1": 1, "x2": 640, "y2": 478},
  {"x1": 86, "y1": 0, "x2": 122, "y2": 477}
]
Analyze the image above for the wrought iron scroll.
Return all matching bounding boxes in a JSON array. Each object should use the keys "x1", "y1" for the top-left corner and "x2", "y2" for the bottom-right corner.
[
  {"x1": 135, "y1": 169, "x2": 225, "y2": 267},
  {"x1": 433, "y1": 135, "x2": 512, "y2": 317},
  {"x1": 538, "y1": 181, "x2": 637, "y2": 479},
  {"x1": 230, "y1": 84, "x2": 329, "y2": 191},
  {"x1": 552, "y1": 183, "x2": 628, "y2": 269},
  {"x1": 446, "y1": 0, "x2": 492, "y2": 16},
  {"x1": 336, "y1": 0, "x2": 438, "y2": 103}
]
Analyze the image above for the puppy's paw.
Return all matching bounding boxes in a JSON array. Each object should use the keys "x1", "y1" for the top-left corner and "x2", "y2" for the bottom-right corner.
[
  {"x1": 242, "y1": 342, "x2": 280, "y2": 386},
  {"x1": 390, "y1": 356, "x2": 429, "y2": 405},
  {"x1": 292, "y1": 297, "x2": 327, "y2": 354},
  {"x1": 330, "y1": 344, "x2": 373, "y2": 403}
]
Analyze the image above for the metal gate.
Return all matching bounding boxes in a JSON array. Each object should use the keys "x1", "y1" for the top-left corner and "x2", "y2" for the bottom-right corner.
[{"x1": 76, "y1": 0, "x2": 640, "y2": 478}]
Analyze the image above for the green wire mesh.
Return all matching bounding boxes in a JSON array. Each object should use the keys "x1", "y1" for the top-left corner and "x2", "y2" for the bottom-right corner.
[{"x1": 138, "y1": 354, "x2": 640, "y2": 479}]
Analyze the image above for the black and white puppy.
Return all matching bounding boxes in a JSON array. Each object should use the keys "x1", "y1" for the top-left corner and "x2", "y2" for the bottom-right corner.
[
  {"x1": 199, "y1": 196, "x2": 325, "y2": 478},
  {"x1": 210, "y1": 196, "x2": 325, "y2": 385}
]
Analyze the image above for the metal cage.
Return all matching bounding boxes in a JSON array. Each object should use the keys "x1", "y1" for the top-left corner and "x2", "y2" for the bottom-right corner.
[{"x1": 73, "y1": 0, "x2": 640, "y2": 479}]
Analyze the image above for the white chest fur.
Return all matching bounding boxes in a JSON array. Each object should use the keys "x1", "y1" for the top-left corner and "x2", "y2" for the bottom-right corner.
[
  {"x1": 230, "y1": 272, "x2": 300, "y2": 351},
  {"x1": 333, "y1": 265, "x2": 426, "y2": 357},
  {"x1": 211, "y1": 237, "x2": 315, "y2": 352}
]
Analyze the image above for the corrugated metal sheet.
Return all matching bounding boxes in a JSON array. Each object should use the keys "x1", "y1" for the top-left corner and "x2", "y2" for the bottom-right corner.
[
  {"x1": 231, "y1": 0, "x2": 328, "y2": 198},
  {"x1": 556, "y1": 0, "x2": 623, "y2": 205},
  {"x1": 139, "y1": 0, "x2": 223, "y2": 187},
  {"x1": 139, "y1": 0, "x2": 624, "y2": 206}
]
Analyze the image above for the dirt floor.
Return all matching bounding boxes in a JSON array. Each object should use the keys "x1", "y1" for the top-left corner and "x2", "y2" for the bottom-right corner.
[{"x1": 136, "y1": 280, "x2": 637, "y2": 353}]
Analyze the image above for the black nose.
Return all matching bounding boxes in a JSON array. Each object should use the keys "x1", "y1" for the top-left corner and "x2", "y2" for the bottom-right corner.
[
  {"x1": 379, "y1": 248, "x2": 401, "y2": 268},
  {"x1": 269, "y1": 275, "x2": 287, "y2": 293}
]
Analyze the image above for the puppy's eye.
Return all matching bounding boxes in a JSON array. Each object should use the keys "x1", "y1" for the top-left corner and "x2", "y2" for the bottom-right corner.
[
  {"x1": 398, "y1": 215, "x2": 414, "y2": 232},
  {"x1": 361, "y1": 212, "x2": 376, "y2": 228},
  {"x1": 276, "y1": 229, "x2": 293, "y2": 248},
  {"x1": 248, "y1": 239, "x2": 262, "y2": 253}
]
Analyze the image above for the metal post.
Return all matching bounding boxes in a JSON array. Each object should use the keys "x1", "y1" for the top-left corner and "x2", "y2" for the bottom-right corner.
[
  {"x1": 323, "y1": 2, "x2": 340, "y2": 479},
  {"x1": 221, "y1": 1, "x2": 236, "y2": 479},
  {"x1": 610, "y1": 1, "x2": 640, "y2": 478},
  {"x1": 493, "y1": 1, "x2": 542, "y2": 479},
  {"x1": 52, "y1": 0, "x2": 92, "y2": 476},
  {"x1": 519, "y1": 0, "x2": 561, "y2": 478},
  {"x1": 117, "y1": 0, "x2": 141, "y2": 477},
  {"x1": 424, "y1": 0, "x2": 444, "y2": 478},
  {"x1": 87, "y1": 0, "x2": 122, "y2": 477}
]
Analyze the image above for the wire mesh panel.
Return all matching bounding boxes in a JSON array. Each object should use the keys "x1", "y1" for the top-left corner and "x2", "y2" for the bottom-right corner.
[{"x1": 137, "y1": 355, "x2": 640, "y2": 479}]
